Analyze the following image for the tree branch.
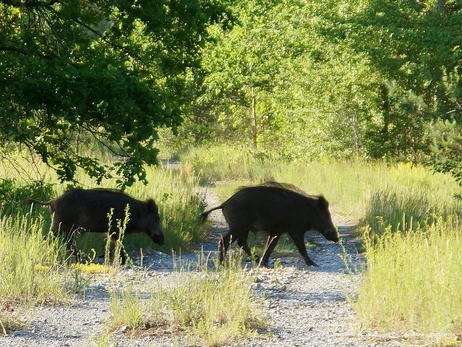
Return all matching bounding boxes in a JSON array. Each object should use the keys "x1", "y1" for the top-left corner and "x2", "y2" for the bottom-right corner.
[
  {"x1": 0, "y1": 46, "x2": 28, "y2": 55},
  {"x1": 70, "y1": 16, "x2": 147, "y2": 64},
  {"x1": 0, "y1": 0, "x2": 61, "y2": 8}
]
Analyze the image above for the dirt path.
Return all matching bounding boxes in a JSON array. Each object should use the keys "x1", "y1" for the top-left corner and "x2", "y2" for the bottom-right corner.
[{"x1": 0, "y1": 189, "x2": 395, "y2": 347}]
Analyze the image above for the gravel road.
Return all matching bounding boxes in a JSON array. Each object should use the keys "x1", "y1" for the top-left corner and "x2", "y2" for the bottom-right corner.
[{"x1": 0, "y1": 189, "x2": 398, "y2": 347}]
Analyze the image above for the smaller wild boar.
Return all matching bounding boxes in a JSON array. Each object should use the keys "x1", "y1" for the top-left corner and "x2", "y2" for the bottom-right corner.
[
  {"x1": 200, "y1": 182, "x2": 339, "y2": 267},
  {"x1": 22, "y1": 188, "x2": 164, "y2": 263}
]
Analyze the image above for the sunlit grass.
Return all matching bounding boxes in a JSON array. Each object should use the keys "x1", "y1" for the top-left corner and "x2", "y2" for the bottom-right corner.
[
  {"x1": 166, "y1": 269, "x2": 265, "y2": 345},
  {"x1": 0, "y1": 215, "x2": 69, "y2": 305},
  {"x1": 356, "y1": 217, "x2": 462, "y2": 337},
  {"x1": 138, "y1": 166, "x2": 208, "y2": 250},
  {"x1": 351, "y1": 165, "x2": 462, "y2": 340},
  {"x1": 362, "y1": 187, "x2": 462, "y2": 240},
  {"x1": 108, "y1": 283, "x2": 145, "y2": 335},
  {"x1": 178, "y1": 145, "x2": 275, "y2": 184},
  {"x1": 106, "y1": 260, "x2": 266, "y2": 346}
]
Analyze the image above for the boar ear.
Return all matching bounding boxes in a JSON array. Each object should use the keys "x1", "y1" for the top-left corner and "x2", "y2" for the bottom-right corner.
[
  {"x1": 318, "y1": 196, "x2": 329, "y2": 210},
  {"x1": 147, "y1": 199, "x2": 158, "y2": 213}
]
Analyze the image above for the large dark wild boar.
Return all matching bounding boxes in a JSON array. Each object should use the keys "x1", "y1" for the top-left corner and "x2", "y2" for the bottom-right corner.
[
  {"x1": 200, "y1": 182, "x2": 339, "y2": 267},
  {"x1": 22, "y1": 188, "x2": 164, "y2": 263}
]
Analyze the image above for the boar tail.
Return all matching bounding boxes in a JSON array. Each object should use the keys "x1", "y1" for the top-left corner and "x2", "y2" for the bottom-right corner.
[
  {"x1": 199, "y1": 205, "x2": 224, "y2": 223},
  {"x1": 21, "y1": 198, "x2": 52, "y2": 207}
]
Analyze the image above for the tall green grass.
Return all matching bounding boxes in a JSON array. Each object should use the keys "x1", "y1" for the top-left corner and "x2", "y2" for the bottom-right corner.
[
  {"x1": 361, "y1": 163, "x2": 462, "y2": 239},
  {"x1": 0, "y1": 214, "x2": 69, "y2": 305},
  {"x1": 356, "y1": 217, "x2": 462, "y2": 336},
  {"x1": 355, "y1": 167, "x2": 462, "y2": 339},
  {"x1": 134, "y1": 166, "x2": 208, "y2": 250},
  {"x1": 179, "y1": 145, "x2": 276, "y2": 183},
  {"x1": 363, "y1": 187, "x2": 462, "y2": 239}
]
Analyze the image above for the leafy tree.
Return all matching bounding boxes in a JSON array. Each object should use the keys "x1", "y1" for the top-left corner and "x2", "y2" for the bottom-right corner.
[
  {"x1": 347, "y1": 0, "x2": 462, "y2": 159},
  {"x1": 189, "y1": 0, "x2": 287, "y2": 150},
  {"x1": 0, "y1": 0, "x2": 230, "y2": 186},
  {"x1": 180, "y1": 0, "x2": 462, "y2": 163},
  {"x1": 425, "y1": 119, "x2": 462, "y2": 183},
  {"x1": 184, "y1": 0, "x2": 381, "y2": 159}
]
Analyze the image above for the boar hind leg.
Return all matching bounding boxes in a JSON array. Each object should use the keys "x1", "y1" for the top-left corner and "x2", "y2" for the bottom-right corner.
[
  {"x1": 289, "y1": 232, "x2": 318, "y2": 266},
  {"x1": 218, "y1": 232, "x2": 232, "y2": 264},
  {"x1": 53, "y1": 223, "x2": 79, "y2": 260},
  {"x1": 236, "y1": 231, "x2": 251, "y2": 256},
  {"x1": 237, "y1": 232, "x2": 260, "y2": 262},
  {"x1": 51, "y1": 221, "x2": 71, "y2": 246},
  {"x1": 261, "y1": 235, "x2": 281, "y2": 267},
  {"x1": 219, "y1": 226, "x2": 247, "y2": 264}
]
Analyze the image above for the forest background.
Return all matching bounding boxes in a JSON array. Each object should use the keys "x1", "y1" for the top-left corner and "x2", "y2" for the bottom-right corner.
[{"x1": 1, "y1": 0, "x2": 461, "y2": 186}]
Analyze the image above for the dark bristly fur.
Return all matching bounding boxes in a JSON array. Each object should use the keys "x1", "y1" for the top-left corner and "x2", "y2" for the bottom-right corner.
[
  {"x1": 22, "y1": 188, "x2": 164, "y2": 263},
  {"x1": 201, "y1": 182, "x2": 339, "y2": 267}
]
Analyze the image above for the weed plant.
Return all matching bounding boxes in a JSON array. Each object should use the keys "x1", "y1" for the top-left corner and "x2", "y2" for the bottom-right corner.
[
  {"x1": 165, "y1": 268, "x2": 264, "y2": 345},
  {"x1": 108, "y1": 283, "x2": 144, "y2": 335}
]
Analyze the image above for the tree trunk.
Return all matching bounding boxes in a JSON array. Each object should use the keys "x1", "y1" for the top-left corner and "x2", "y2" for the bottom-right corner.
[
  {"x1": 352, "y1": 113, "x2": 360, "y2": 158},
  {"x1": 251, "y1": 85, "x2": 257, "y2": 150}
]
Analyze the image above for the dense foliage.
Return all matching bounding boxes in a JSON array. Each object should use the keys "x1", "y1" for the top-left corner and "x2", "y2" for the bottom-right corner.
[
  {"x1": 0, "y1": 0, "x2": 230, "y2": 186},
  {"x1": 182, "y1": 0, "x2": 462, "y2": 165}
]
